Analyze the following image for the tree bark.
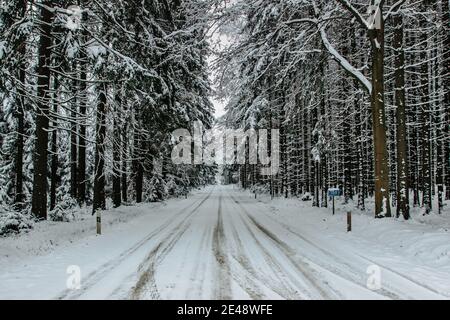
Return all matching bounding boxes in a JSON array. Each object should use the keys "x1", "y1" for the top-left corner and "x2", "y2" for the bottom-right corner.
[
  {"x1": 70, "y1": 66, "x2": 78, "y2": 199},
  {"x1": 368, "y1": 9, "x2": 391, "y2": 218},
  {"x1": 50, "y1": 76, "x2": 59, "y2": 211},
  {"x1": 92, "y1": 84, "x2": 107, "y2": 214},
  {"x1": 14, "y1": 0, "x2": 26, "y2": 206},
  {"x1": 31, "y1": 1, "x2": 54, "y2": 220},
  {"x1": 13, "y1": 0, "x2": 28, "y2": 207},
  {"x1": 121, "y1": 111, "x2": 128, "y2": 203},
  {"x1": 77, "y1": 8, "x2": 88, "y2": 206},
  {"x1": 441, "y1": 0, "x2": 450, "y2": 200},
  {"x1": 392, "y1": 11, "x2": 409, "y2": 219},
  {"x1": 112, "y1": 90, "x2": 122, "y2": 208},
  {"x1": 419, "y1": 0, "x2": 432, "y2": 213},
  {"x1": 133, "y1": 130, "x2": 144, "y2": 203}
]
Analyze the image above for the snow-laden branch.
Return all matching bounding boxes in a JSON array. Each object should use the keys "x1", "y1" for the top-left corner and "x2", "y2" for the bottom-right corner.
[
  {"x1": 276, "y1": 1, "x2": 373, "y2": 94},
  {"x1": 335, "y1": 0, "x2": 369, "y2": 29},
  {"x1": 319, "y1": 25, "x2": 372, "y2": 94},
  {"x1": 384, "y1": 0, "x2": 407, "y2": 20}
]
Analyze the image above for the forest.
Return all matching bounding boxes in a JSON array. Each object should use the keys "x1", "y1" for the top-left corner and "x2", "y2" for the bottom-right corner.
[
  {"x1": 0, "y1": 0, "x2": 216, "y2": 234},
  {"x1": 217, "y1": 0, "x2": 449, "y2": 220},
  {"x1": 0, "y1": 0, "x2": 449, "y2": 235}
]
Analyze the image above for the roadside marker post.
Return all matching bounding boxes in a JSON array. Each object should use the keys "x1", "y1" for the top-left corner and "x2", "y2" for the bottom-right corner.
[
  {"x1": 347, "y1": 211, "x2": 352, "y2": 232},
  {"x1": 327, "y1": 188, "x2": 341, "y2": 216},
  {"x1": 96, "y1": 211, "x2": 101, "y2": 235}
]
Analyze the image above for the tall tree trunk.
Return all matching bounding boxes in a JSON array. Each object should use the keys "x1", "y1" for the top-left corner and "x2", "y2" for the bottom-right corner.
[
  {"x1": 50, "y1": 76, "x2": 59, "y2": 211},
  {"x1": 419, "y1": 1, "x2": 432, "y2": 213},
  {"x1": 31, "y1": 1, "x2": 54, "y2": 220},
  {"x1": 121, "y1": 111, "x2": 128, "y2": 203},
  {"x1": 135, "y1": 161, "x2": 144, "y2": 203},
  {"x1": 355, "y1": 94, "x2": 365, "y2": 210},
  {"x1": 368, "y1": 9, "x2": 391, "y2": 218},
  {"x1": 14, "y1": 6, "x2": 26, "y2": 206},
  {"x1": 436, "y1": 0, "x2": 449, "y2": 208},
  {"x1": 92, "y1": 84, "x2": 107, "y2": 214},
  {"x1": 302, "y1": 100, "x2": 310, "y2": 195},
  {"x1": 436, "y1": 105, "x2": 444, "y2": 214},
  {"x1": 77, "y1": 77, "x2": 87, "y2": 205},
  {"x1": 70, "y1": 70, "x2": 78, "y2": 199},
  {"x1": 77, "y1": 11, "x2": 88, "y2": 205},
  {"x1": 343, "y1": 78, "x2": 352, "y2": 204},
  {"x1": 14, "y1": 81, "x2": 24, "y2": 206},
  {"x1": 441, "y1": 0, "x2": 450, "y2": 200},
  {"x1": 13, "y1": 0, "x2": 27, "y2": 207},
  {"x1": 320, "y1": 57, "x2": 328, "y2": 208},
  {"x1": 112, "y1": 90, "x2": 122, "y2": 208},
  {"x1": 392, "y1": 11, "x2": 409, "y2": 219},
  {"x1": 133, "y1": 130, "x2": 144, "y2": 203}
]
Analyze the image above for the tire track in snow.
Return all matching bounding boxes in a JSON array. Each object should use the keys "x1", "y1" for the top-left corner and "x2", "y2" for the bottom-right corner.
[
  {"x1": 56, "y1": 188, "x2": 214, "y2": 300},
  {"x1": 186, "y1": 222, "x2": 211, "y2": 299},
  {"x1": 130, "y1": 189, "x2": 215, "y2": 300},
  {"x1": 246, "y1": 194, "x2": 446, "y2": 299},
  {"x1": 228, "y1": 193, "x2": 339, "y2": 299},
  {"x1": 226, "y1": 216, "x2": 285, "y2": 299},
  {"x1": 212, "y1": 195, "x2": 232, "y2": 300},
  {"x1": 252, "y1": 208, "x2": 402, "y2": 299},
  {"x1": 130, "y1": 222, "x2": 191, "y2": 300},
  {"x1": 221, "y1": 195, "x2": 303, "y2": 299},
  {"x1": 226, "y1": 192, "x2": 329, "y2": 299},
  {"x1": 216, "y1": 196, "x2": 273, "y2": 300}
]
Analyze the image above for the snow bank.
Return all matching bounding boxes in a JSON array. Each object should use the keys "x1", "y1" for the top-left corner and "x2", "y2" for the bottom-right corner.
[
  {"x1": 250, "y1": 192, "x2": 450, "y2": 296},
  {"x1": 0, "y1": 202, "x2": 164, "y2": 269}
]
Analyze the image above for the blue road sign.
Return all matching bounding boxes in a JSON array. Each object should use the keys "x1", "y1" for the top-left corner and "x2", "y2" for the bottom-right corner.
[{"x1": 328, "y1": 188, "x2": 342, "y2": 197}]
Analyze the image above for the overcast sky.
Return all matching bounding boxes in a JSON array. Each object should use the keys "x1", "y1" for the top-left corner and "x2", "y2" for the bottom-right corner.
[{"x1": 207, "y1": 19, "x2": 233, "y2": 119}]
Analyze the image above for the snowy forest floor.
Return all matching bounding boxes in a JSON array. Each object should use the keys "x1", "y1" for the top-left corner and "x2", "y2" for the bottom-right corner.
[{"x1": 0, "y1": 185, "x2": 449, "y2": 300}]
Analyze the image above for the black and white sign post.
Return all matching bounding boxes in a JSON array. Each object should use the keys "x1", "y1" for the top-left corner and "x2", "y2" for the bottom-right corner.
[
  {"x1": 328, "y1": 188, "x2": 341, "y2": 216},
  {"x1": 96, "y1": 211, "x2": 101, "y2": 235}
]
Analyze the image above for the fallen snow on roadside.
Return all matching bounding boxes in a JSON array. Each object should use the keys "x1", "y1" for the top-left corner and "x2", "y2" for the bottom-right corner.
[
  {"x1": 0, "y1": 202, "x2": 164, "y2": 270},
  {"x1": 251, "y1": 191, "x2": 450, "y2": 297}
]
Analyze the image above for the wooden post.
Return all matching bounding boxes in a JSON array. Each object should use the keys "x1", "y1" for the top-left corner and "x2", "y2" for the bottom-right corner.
[
  {"x1": 96, "y1": 211, "x2": 101, "y2": 235},
  {"x1": 255, "y1": 191, "x2": 257, "y2": 199},
  {"x1": 347, "y1": 211, "x2": 352, "y2": 232},
  {"x1": 332, "y1": 196, "x2": 335, "y2": 215}
]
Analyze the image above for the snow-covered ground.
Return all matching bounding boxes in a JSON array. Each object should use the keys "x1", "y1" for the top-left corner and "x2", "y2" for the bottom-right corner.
[{"x1": 0, "y1": 185, "x2": 449, "y2": 300}]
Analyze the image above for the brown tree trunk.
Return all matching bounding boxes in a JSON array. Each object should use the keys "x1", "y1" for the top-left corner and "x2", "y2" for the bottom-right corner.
[
  {"x1": 70, "y1": 70, "x2": 78, "y2": 199},
  {"x1": 50, "y1": 76, "x2": 59, "y2": 211},
  {"x1": 14, "y1": 2, "x2": 26, "y2": 206},
  {"x1": 121, "y1": 114, "x2": 128, "y2": 203},
  {"x1": 77, "y1": 76, "x2": 87, "y2": 205},
  {"x1": 437, "y1": 0, "x2": 449, "y2": 207},
  {"x1": 13, "y1": 0, "x2": 28, "y2": 207},
  {"x1": 441, "y1": 0, "x2": 450, "y2": 200},
  {"x1": 77, "y1": 14, "x2": 88, "y2": 206},
  {"x1": 419, "y1": 1, "x2": 432, "y2": 213},
  {"x1": 112, "y1": 90, "x2": 122, "y2": 208},
  {"x1": 392, "y1": 12, "x2": 409, "y2": 219},
  {"x1": 92, "y1": 84, "x2": 107, "y2": 214},
  {"x1": 31, "y1": 1, "x2": 54, "y2": 220},
  {"x1": 368, "y1": 10, "x2": 391, "y2": 218},
  {"x1": 133, "y1": 130, "x2": 144, "y2": 203}
]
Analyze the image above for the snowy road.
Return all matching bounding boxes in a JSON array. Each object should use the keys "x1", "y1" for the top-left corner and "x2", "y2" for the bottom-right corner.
[{"x1": 1, "y1": 185, "x2": 449, "y2": 300}]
